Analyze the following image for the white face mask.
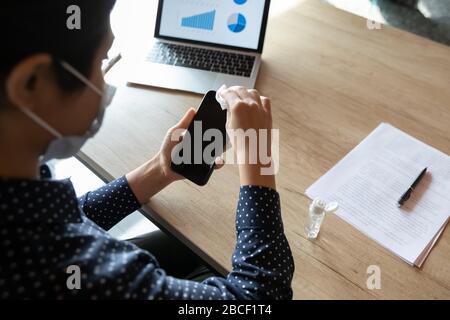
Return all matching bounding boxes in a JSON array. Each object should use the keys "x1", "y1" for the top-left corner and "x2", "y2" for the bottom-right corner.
[{"x1": 19, "y1": 60, "x2": 116, "y2": 163}]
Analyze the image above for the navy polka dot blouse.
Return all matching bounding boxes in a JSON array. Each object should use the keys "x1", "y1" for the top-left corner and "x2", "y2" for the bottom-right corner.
[{"x1": 0, "y1": 174, "x2": 294, "y2": 299}]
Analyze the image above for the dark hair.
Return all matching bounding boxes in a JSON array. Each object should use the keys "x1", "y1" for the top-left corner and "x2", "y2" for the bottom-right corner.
[{"x1": 0, "y1": 0, "x2": 116, "y2": 97}]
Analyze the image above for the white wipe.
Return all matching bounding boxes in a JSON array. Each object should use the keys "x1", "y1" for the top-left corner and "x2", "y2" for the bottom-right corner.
[{"x1": 216, "y1": 84, "x2": 229, "y2": 110}]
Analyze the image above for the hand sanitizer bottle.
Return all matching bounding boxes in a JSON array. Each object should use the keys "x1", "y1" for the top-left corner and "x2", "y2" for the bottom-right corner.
[{"x1": 305, "y1": 198, "x2": 339, "y2": 239}]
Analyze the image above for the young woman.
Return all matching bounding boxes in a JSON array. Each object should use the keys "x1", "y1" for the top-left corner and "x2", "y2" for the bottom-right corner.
[{"x1": 0, "y1": 1, "x2": 294, "y2": 299}]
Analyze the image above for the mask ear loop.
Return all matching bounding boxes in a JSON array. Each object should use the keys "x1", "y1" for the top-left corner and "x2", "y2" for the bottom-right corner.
[
  {"x1": 60, "y1": 61, "x2": 103, "y2": 96},
  {"x1": 20, "y1": 61, "x2": 104, "y2": 139},
  {"x1": 19, "y1": 106, "x2": 63, "y2": 138}
]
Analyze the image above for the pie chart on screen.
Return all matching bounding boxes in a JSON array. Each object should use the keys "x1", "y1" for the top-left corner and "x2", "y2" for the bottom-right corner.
[{"x1": 227, "y1": 13, "x2": 246, "y2": 33}]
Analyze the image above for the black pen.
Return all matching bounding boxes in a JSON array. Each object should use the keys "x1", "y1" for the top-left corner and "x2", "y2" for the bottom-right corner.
[{"x1": 397, "y1": 167, "x2": 427, "y2": 207}]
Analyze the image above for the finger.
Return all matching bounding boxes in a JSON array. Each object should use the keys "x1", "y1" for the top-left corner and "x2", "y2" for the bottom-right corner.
[
  {"x1": 227, "y1": 85, "x2": 247, "y2": 92},
  {"x1": 225, "y1": 86, "x2": 251, "y2": 101},
  {"x1": 235, "y1": 86, "x2": 253, "y2": 101},
  {"x1": 261, "y1": 96, "x2": 272, "y2": 128},
  {"x1": 220, "y1": 89, "x2": 242, "y2": 109},
  {"x1": 235, "y1": 87, "x2": 263, "y2": 109},
  {"x1": 214, "y1": 156, "x2": 225, "y2": 169},
  {"x1": 248, "y1": 89, "x2": 263, "y2": 108},
  {"x1": 173, "y1": 108, "x2": 196, "y2": 130},
  {"x1": 261, "y1": 96, "x2": 271, "y2": 113}
]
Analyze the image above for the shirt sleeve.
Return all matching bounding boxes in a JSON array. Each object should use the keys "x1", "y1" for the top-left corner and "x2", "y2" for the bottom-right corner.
[
  {"x1": 67, "y1": 185, "x2": 294, "y2": 300},
  {"x1": 77, "y1": 176, "x2": 141, "y2": 230},
  {"x1": 159, "y1": 186, "x2": 295, "y2": 300},
  {"x1": 229, "y1": 185, "x2": 295, "y2": 299},
  {"x1": 201, "y1": 185, "x2": 295, "y2": 300}
]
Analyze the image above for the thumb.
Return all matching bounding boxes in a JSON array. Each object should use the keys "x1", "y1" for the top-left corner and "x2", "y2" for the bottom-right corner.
[{"x1": 174, "y1": 108, "x2": 196, "y2": 130}]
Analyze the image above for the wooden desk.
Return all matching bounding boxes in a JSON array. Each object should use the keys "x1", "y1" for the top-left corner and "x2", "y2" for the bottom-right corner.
[{"x1": 80, "y1": 0, "x2": 450, "y2": 299}]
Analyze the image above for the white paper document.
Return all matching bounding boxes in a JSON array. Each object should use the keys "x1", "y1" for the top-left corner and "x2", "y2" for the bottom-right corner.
[{"x1": 306, "y1": 123, "x2": 450, "y2": 267}]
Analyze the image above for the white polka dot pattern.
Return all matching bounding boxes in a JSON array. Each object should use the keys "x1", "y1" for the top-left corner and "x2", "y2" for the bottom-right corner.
[
  {"x1": 77, "y1": 177, "x2": 141, "y2": 230},
  {"x1": 0, "y1": 177, "x2": 294, "y2": 299}
]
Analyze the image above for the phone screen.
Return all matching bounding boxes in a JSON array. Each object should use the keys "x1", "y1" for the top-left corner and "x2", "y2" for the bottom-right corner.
[{"x1": 171, "y1": 91, "x2": 227, "y2": 186}]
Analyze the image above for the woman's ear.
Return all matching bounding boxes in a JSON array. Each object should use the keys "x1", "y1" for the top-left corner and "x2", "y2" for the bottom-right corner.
[{"x1": 5, "y1": 54, "x2": 53, "y2": 112}]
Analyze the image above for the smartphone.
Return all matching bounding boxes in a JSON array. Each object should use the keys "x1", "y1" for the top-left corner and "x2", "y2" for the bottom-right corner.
[{"x1": 171, "y1": 91, "x2": 228, "y2": 186}]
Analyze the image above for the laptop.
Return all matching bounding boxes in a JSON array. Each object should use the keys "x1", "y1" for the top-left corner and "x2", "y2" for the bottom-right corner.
[{"x1": 127, "y1": 0, "x2": 271, "y2": 94}]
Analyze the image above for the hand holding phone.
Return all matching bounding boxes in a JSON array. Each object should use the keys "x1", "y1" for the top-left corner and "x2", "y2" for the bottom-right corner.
[
  {"x1": 170, "y1": 87, "x2": 275, "y2": 189},
  {"x1": 170, "y1": 91, "x2": 227, "y2": 186}
]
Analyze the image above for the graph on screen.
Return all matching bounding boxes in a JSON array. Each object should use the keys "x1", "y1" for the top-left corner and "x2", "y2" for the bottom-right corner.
[
  {"x1": 160, "y1": 0, "x2": 265, "y2": 50},
  {"x1": 181, "y1": 10, "x2": 216, "y2": 31},
  {"x1": 227, "y1": 13, "x2": 246, "y2": 33}
]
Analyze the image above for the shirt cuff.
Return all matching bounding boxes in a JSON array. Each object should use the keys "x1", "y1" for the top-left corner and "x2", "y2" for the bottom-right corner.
[
  {"x1": 236, "y1": 185, "x2": 283, "y2": 231},
  {"x1": 78, "y1": 176, "x2": 141, "y2": 230}
]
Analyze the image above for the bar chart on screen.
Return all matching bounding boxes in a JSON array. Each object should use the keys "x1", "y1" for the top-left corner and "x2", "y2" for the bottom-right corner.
[
  {"x1": 181, "y1": 10, "x2": 216, "y2": 30},
  {"x1": 159, "y1": 0, "x2": 265, "y2": 49}
]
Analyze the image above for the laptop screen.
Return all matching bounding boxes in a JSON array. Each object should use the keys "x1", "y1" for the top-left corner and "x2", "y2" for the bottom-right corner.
[{"x1": 155, "y1": 0, "x2": 270, "y2": 52}]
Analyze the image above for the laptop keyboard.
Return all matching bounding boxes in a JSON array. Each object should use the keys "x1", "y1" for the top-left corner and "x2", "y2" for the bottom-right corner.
[{"x1": 147, "y1": 42, "x2": 255, "y2": 77}]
